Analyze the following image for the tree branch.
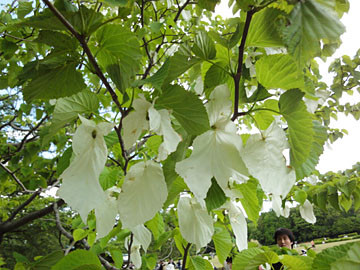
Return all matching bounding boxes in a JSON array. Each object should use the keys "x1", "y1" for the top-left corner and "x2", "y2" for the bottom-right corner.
[
  {"x1": 6, "y1": 190, "x2": 41, "y2": 222},
  {"x1": 231, "y1": 10, "x2": 255, "y2": 121},
  {"x1": 0, "y1": 199, "x2": 65, "y2": 236},
  {"x1": 174, "y1": 0, "x2": 191, "y2": 23},
  {"x1": 0, "y1": 162, "x2": 34, "y2": 193},
  {"x1": 181, "y1": 243, "x2": 191, "y2": 270},
  {"x1": 41, "y1": 0, "x2": 123, "y2": 114}
]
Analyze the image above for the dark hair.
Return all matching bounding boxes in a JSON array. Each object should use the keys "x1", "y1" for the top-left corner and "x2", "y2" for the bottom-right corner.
[
  {"x1": 274, "y1": 228, "x2": 295, "y2": 248},
  {"x1": 226, "y1": 257, "x2": 232, "y2": 263}
]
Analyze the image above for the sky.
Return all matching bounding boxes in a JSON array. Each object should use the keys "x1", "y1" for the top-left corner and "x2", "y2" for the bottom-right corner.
[{"x1": 216, "y1": 0, "x2": 360, "y2": 174}]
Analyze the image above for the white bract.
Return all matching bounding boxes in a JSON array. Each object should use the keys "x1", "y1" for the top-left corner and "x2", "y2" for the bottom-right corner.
[
  {"x1": 148, "y1": 107, "x2": 182, "y2": 161},
  {"x1": 123, "y1": 95, "x2": 181, "y2": 160},
  {"x1": 117, "y1": 160, "x2": 168, "y2": 229},
  {"x1": 57, "y1": 115, "x2": 114, "y2": 225},
  {"x1": 225, "y1": 201, "x2": 248, "y2": 251},
  {"x1": 272, "y1": 195, "x2": 290, "y2": 218},
  {"x1": 242, "y1": 121, "x2": 296, "y2": 198},
  {"x1": 123, "y1": 96, "x2": 151, "y2": 149},
  {"x1": 95, "y1": 187, "x2": 120, "y2": 239},
  {"x1": 300, "y1": 199, "x2": 316, "y2": 224},
  {"x1": 177, "y1": 196, "x2": 214, "y2": 250},
  {"x1": 175, "y1": 85, "x2": 248, "y2": 203}
]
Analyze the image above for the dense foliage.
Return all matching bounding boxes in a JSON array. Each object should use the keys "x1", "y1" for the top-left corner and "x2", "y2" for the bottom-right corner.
[{"x1": 1, "y1": 0, "x2": 360, "y2": 269}]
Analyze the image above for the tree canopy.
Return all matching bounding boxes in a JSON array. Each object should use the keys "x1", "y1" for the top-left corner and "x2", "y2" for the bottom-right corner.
[{"x1": 1, "y1": 0, "x2": 360, "y2": 269}]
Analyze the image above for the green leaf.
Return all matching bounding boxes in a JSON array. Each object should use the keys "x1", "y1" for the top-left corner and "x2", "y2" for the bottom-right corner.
[
  {"x1": 252, "y1": 251, "x2": 279, "y2": 267},
  {"x1": 56, "y1": 147, "x2": 73, "y2": 177},
  {"x1": 294, "y1": 189, "x2": 307, "y2": 205},
  {"x1": 205, "y1": 178, "x2": 227, "y2": 212},
  {"x1": 73, "y1": 228, "x2": 88, "y2": 242},
  {"x1": 339, "y1": 194, "x2": 352, "y2": 212},
  {"x1": 30, "y1": 251, "x2": 63, "y2": 270},
  {"x1": 281, "y1": 254, "x2": 313, "y2": 270},
  {"x1": 312, "y1": 242, "x2": 355, "y2": 270},
  {"x1": 22, "y1": 63, "x2": 86, "y2": 102},
  {"x1": 353, "y1": 187, "x2": 360, "y2": 211},
  {"x1": 279, "y1": 89, "x2": 314, "y2": 171},
  {"x1": 283, "y1": 0, "x2": 345, "y2": 65},
  {"x1": 246, "y1": 8, "x2": 284, "y2": 47},
  {"x1": 17, "y1": 1, "x2": 33, "y2": 19},
  {"x1": 20, "y1": 11, "x2": 66, "y2": 31},
  {"x1": 0, "y1": 39, "x2": 18, "y2": 60},
  {"x1": 253, "y1": 99, "x2": 279, "y2": 130},
  {"x1": 110, "y1": 249, "x2": 123, "y2": 268},
  {"x1": 316, "y1": 189, "x2": 327, "y2": 210},
  {"x1": 239, "y1": 83, "x2": 272, "y2": 104},
  {"x1": 192, "y1": 31, "x2": 216, "y2": 60},
  {"x1": 232, "y1": 248, "x2": 264, "y2": 270},
  {"x1": 236, "y1": 177, "x2": 261, "y2": 224},
  {"x1": 35, "y1": 30, "x2": 77, "y2": 51},
  {"x1": 145, "y1": 213, "x2": 165, "y2": 241},
  {"x1": 138, "y1": 52, "x2": 201, "y2": 89},
  {"x1": 212, "y1": 225, "x2": 232, "y2": 265},
  {"x1": 52, "y1": 250, "x2": 101, "y2": 270},
  {"x1": 295, "y1": 121, "x2": 327, "y2": 179},
  {"x1": 156, "y1": 85, "x2": 210, "y2": 135},
  {"x1": 197, "y1": 0, "x2": 220, "y2": 12},
  {"x1": 50, "y1": 91, "x2": 99, "y2": 133},
  {"x1": 331, "y1": 242, "x2": 360, "y2": 270},
  {"x1": 173, "y1": 228, "x2": 188, "y2": 256},
  {"x1": 255, "y1": 54, "x2": 305, "y2": 90},
  {"x1": 204, "y1": 62, "x2": 229, "y2": 90},
  {"x1": 99, "y1": 167, "x2": 121, "y2": 190},
  {"x1": 189, "y1": 256, "x2": 213, "y2": 270},
  {"x1": 95, "y1": 25, "x2": 141, "y2": 93},
  {"x1": 328, "y1": 191, "x2": 341, "y2": 211}
]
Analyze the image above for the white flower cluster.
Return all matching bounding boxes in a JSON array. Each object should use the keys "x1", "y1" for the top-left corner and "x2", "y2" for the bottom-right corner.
[{"x1": 58, "y1": 85, "x2": 316, "y2": 268}]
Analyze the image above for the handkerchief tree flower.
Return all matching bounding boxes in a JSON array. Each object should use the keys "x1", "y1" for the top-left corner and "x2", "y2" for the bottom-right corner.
[{"x1": 1, "y1": 0, "x2": 359, "y2": 269}]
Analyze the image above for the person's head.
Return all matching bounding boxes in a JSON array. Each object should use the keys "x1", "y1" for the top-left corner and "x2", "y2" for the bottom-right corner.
[{"x1": 274, "y1": 228, "x2": 295, "y2": 249}]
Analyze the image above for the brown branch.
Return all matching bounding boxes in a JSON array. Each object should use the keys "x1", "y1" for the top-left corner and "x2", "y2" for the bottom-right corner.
[
  {"x1": 231, "y1": 10, "x2": 254, "y2": 121},
  {"x1": 0, "y1": 199, "x2": 65, "y2": 235},
  {"x1": 41, "y1": 0, "x2": 123, "y2": 114},
  {"x1": 181, "y1": 243, "x2": 191, "y2": 270},
  {"x1": 174, "y1": 0, "x2": 191, "y2": 23},
  {"x1": 6, "y1": 190, "x2": 41, "y2": 222}
]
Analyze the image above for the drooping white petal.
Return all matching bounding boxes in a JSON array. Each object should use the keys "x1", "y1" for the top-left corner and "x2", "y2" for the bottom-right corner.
[
  {"x1": 117, "y1": 161, "x2": 168, "y2": 229},
  {"x1": 175, "y1": 85, "x2": 248, "y2": 202},
  {"x1": 132, "y1": 224, "x2": 152, "y2": 252},
  {"x1": 125, "y1": 236, "x2": 142, "y2": 269},
  {"x1": 123, "y1": 96, "x2": 151, "y2": 149},
  {"x1": 95, "y1": 188, "x2": 120, "y2": 239},
  {"x1": 227, "y1": 201, "x2": 248, "y2": 252},
  {"x1": 272, "y1": 195, "x2": 290, "y2": 218},
  {"x1": 206, "y1": 84, "x2": 232, "y2": 127},
  {"x1": 177, "y1": 196, "x2": 214, "y2": 250},
  {"x1": 148, "y1": 107, "x2": 182, "y2": 161},
  {"x1": 242, "y1": 121, "x2": 295, "y2": 198},
  {"x1": 300, "y1": 199, "x2": 316, "y2": 224},
  {"x1": 57, "y1": 117, "x2": 114, "y2": 222},
  {"x1": 175, "y1": 126, "x2": 248, "y2": 203}
]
